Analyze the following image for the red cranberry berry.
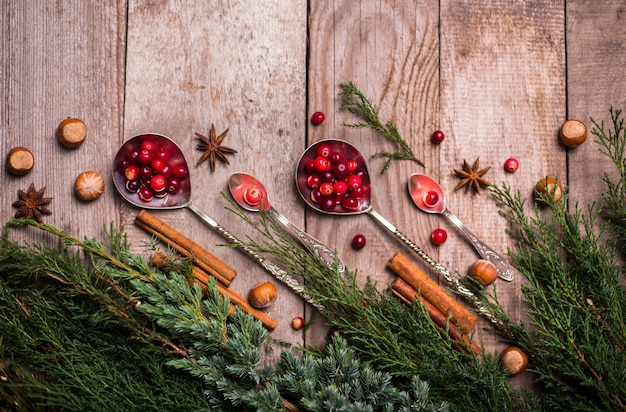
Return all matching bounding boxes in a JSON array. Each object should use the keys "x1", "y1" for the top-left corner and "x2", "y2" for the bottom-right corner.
[
  {"x1": 311, "y1": 111, "x2": 325, "y2": 125},
  {"x1": 431, "y1": 130, "x2": 445, "y2": 144},
  {"x1": 313, "y1": 156, "x2": 329, "y2": 172},
  {"x1": 423, "y1": 191, "x2": 439, "y2": 207},
  {"x1": 341, "y1": 196, "x2": 359, "y2": 211},
  {"x1": 244, "y1": 188, "x2": 262, "y2": 206},
  {"x1": 138, "y1": 186, "x2": 154, "y2": 202},
  {"x1": 307, "y1": 174, "x2": 321, "y2": 189},
  {"x1": 316, "y1": 143, "x2": 332, "y2": 158},
  {"x1": 125, "y1": 180, "x2": 141, "y2": 193},
  {"x1": 305, "y1": 159, "x2": 316, "y2": 174},
  {"x1": 332, "y1": 160, "x2": 349, "y2": 180},
  {"x1": 172, "y1": 164, "x2": 188, "y2": 179},
  {"x1": 431, "y1": 228, "x2": 447, "y2": 245},
  {"x1": 347, "y1": 174, "x2": 362, "y2": 191},
  {"x1": 151, "y1": 159, "x2": 165, "y2": 173},
  {"x1": 124, "y1": 165, "x2": 140, "y2": 181},
  {"x1": 351, "y1": 234, "x2": 366, "y2": 250},
  {"x1": 320, "y1": 197, "x2": 336, "y2": 211},
  {"x1": 345, "y1": 159, "x2": 357, "y2": 173},
  {"x1": 154, "y1": 148, "x2": 170, "y2": 162},
  {"x1": 504, "y1": 157, "x2": 519, "y2": 173},
  {"x1": 150, "y1": 175, "x2": 167, "y2": 192},
  {"x1": 141, "y1": 140, "x2": 156, "y2": 152},
  {"x1": 167, "y1": 178, "x2": 182, "y2": 194},
  {"x1": 333, "y1": 181, "x2": 347, "y2": 195},
  {"x1": 137, "y1": 149, "x2": 154, "y2": 165},
  {"x1": 319, "y1": 182, "x2": 334, "y2": 196}
]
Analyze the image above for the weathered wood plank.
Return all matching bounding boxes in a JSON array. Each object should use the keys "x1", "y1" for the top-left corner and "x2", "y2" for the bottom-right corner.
[
  {"x1": 440, "y1": 0, "x2": 566, "y2": 382},
  {"x1": 307, "y1": 0, "x2": 441, "y2": 347},
  {"x1": 1, "y1": 2, "x2": 126, "y2": 241},
  {"x1": 122, "y1": 0, "x2": 308, "y2": 359}
]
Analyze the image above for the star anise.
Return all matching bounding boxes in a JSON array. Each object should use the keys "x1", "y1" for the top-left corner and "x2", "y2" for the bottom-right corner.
[
  {"x1": 195, "y1": 124, "x2": 237, "y2": 172},
  {"x1": 453, "y1": 158, "x2": 491, "y2": 194},
  {"x1": 12, "y1": 183, "x2": 53, "y2": 223}
]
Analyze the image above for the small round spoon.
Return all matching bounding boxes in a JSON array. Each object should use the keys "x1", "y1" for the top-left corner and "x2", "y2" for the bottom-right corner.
[
  {"x1": 229, "y1": 172, "x2": 344, "y2": 273},
  {"x1": 408, "y1": 173, "x2": 514, "y2": 281},
  {"x1": 113, "y1": 134, "x2": 323, "y2": 310}
]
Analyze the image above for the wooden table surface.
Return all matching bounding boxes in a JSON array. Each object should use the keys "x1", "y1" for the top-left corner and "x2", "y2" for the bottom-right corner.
[{"x1": 2, "y1": 1, "x2": 626, "y2": 378}]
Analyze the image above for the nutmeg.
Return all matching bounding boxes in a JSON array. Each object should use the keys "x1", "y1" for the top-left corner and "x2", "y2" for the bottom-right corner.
[
  {"x1": 74, "y1": 171, "x2": 105, "y2": 201},
  {"x1": 248, "y1": 281, "x2": 277, "y2": 309},
  {"x1": 6, "y1": 146, "x2": 34, "y2": 175},
  {"x1": 468, "y1": 259, "x2": 498, "y2": 286},
  {"x1": 559, "y1": 119, "x2": 587, "y2": 147},
  {"x1": 500, "y1": 346, "x2": 529, "y2": 375},
  {"x1": 57, "y1": 117, "x2": 87, "y2": 148},
  {"x1": 534, "y1": 177, "x2": 563, "y2": 203}
]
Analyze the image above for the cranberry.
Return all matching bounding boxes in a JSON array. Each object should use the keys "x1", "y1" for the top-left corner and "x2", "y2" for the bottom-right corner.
[
  {"x1": 319, "y1": 182, "x2": 334, "y2": 196},
  {"x1": 172, "y1": 164, "x2": 188, "y2": 179},
  {"x1": 311, "y1": 111, "x2": 325, "y2": 125},
  {"x1": 320, "y1": 171, "x2": 334, "y2": 183},
  {"x1": 291, "y1": 316, "x2": 304, "y2": 330},
  {"x1": 341, "y1": 196, "x2": 359, "y2": 211},
  {"x1": 139, "y1": 166, "x2": 153, "y2": 180},
  {"x1": 310, "y1": 189, "x2": 322, "y2": 204},
  {"x1": 125, "y1": 180, "x2": 141, "y2": 193},
  {"x1": 305, "y1": 159, "x2": 316, "y2": 174},
  {"x1": 330, "y1": 152, "x2": 344, "y2": 163},
  {"x1": 154, "y1": 148, "x2": 170, "y2": 162},
  {"x1": 431, "y1": 130, "x2": 445, "y2": 144},
  {"x1": 313, "y1": 156, "x2": 329, "y2": 172},
  {"x1": 504, "y1": 157, "x2": 519, "y2": 173},
  {"x1": 126, "y1": 149, "x2": 140, "y2": 164},
  {"x1": 347, "y1": 174, "x2": 362, "y2": 191},
  {"x1": 351, "y1": 234, "x2": 366, "y2": 250},
  {"x1": 160, "y1": 164, "x2": 173, "y2": 178},
  {"x1": 320, "y1": 197, "x2": 336, "y2": 211},
  {"x1": 423, "y1": 191, "x2": 439, "y2": 207},
  {"x1": 332, "y1": 160, "x2": 349, "y2": 180},
  {"x1": 307, "y1": 174, "x2": 321, "y2": 189},
  {"x1": 244, "y1": 187, "x2": 262, "y2": 206},
  {"x1": 141, "y1": 140, "x2": 157, "y2": 152},
  {"x1": 150, "y1": 175, "x2": 167, "y2": 192},
  {"x1": 151, "y1": 159, "x2": 165, "y2": 173},
  {"x1": 124, "y1": 165, "x2": 139, "y2": 181},
  {"x1": 350, "y1": 186, "x2": 365, "y2": 199},
  {"x1": 345, "y1": 159, "x2": 357, "y2": 173},
  {"x1": 117, "y1": 159, "x2": 130, "y2": 173},
  {"x1": 333, "y1": 181, "x2": 347, "y2": 195},
  {"x1": 431, "y1": 228, "x2": 447, "y2": 245},
  {"x1": 137, "y1": 149, "x2": 154, "y2": 165},
  {"x1": 316, "y1": 143, "x2": 332, "y2": 158},
  {"x1": 166, "y1": 178, "x2": 182, "y2": 194},
  {"x1": 138, "y1": 186, "x2": 154, "y2": 201}
]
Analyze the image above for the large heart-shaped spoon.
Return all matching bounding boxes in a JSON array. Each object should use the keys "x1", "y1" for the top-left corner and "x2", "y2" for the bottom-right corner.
[
  {"x1": 113, "y1": 134, "x2": 323, "y2": 310},
  {"x1": 408, "y1": 173, "x2": 514, "y2": 281},
  {"x1": 229, "y1": 172, "x2": 344, "y2": 273},
  {"x1": 296, "y1": 139, "x2": 466, "y2": 290}
]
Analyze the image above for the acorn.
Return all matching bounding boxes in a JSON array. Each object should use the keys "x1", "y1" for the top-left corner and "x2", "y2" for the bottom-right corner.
[
  {"x1": 468, "y1": 259, "x2": 498, "y2": 286},
  {"x1": 248, "y1": 281, "x2": 277, "y2": 309},
  {"x1": 559, "y1": 119, "x2": 587, "y2": 147},
  {"x1": 500, "y1": 346, "x2": 529, "y2": 375},
  {"x1": 6, "y1": 146, "x2": 34, "y2": 175},
  {"x1": 57, "y1": 117, "x2": 87, "y2": 148},
  {"x1": 534, "y1": 177, "x2": 563, "y2": 204},
  {"x1": 74, "y1": 171, "x2": 105, "y2": 201}
]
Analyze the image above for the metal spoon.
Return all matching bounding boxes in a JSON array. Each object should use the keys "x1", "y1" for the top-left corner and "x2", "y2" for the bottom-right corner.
[
  {"x1": 112, "y1": 133, "x2": 323, "y2": 310},
  {"x1": 228, "y1": 172, "x2": 344, "y2": 273},
  {"x1": 408, "y1": 173, "x2": 514, "y2": 281}
]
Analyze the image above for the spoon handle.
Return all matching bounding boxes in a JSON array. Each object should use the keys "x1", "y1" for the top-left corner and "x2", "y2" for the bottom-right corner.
[
  {"x1": 441, "y1": 208, "x2": 514, "y2": 281},
  {"x1": 367, "y1": 208, "x2": 514, "y2": 337},
  {"x1": 186, "y1": 202, "x2": 324, "y2": 310},
  {"x1": 268, "y1": 207, "x2": 345, "y2": 273}
]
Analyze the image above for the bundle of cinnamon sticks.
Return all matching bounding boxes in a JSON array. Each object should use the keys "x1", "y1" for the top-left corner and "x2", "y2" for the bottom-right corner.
[
  {"x1": 388, "y1": 252, "x2": 480, "y2": 355},
  {"x1": 134, "y1": 210, "x2": 277, "y2": 330}
]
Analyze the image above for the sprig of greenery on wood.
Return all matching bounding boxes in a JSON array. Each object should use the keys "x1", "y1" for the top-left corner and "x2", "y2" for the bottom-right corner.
[{"x1": 339, "y1": 82, "x2": 424, "y2": 174}]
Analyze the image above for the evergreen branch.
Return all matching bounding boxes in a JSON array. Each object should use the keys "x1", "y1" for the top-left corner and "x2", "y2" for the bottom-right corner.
[{"x1": 339, "y1": 81, "x2": 424, "y2": 174}]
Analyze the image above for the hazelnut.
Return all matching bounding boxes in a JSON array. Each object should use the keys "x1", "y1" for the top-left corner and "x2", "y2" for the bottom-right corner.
[
  {"x1": 6, "y1": 146, "x2": 34, "y2": 175},
  {"x1": 500, "y1": 346, "x2": 529, "y2": 375},
  {"x1": 468, "y1": 259, "x2": 498, "y2": 286},
  {"x1": 74, "y1": 171, "x2": 105, "y2": 201},
  {"x1": 559, "y1": 119, "x2": 587, "y2": 147},
  {"x1": 248, "y1": 281, "x2": 277, "y2": 309},
  {"x1": 534, "y1": 177, "x2": 563, "y2": 203},
  {"x1": 57, "y1": 117, "x2": 87, "y2": 148}
]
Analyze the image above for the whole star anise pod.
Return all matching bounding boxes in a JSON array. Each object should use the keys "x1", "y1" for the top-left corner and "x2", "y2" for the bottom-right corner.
[
  {"x1": 453, "y1": 158, "x2": 491, "y2": 194},
  {"x1": 12, "y1": 183, "x2": 53, "y2": 223},
  {"x1": 195, "y1": 124, "x2": 237, "y2": 172}
]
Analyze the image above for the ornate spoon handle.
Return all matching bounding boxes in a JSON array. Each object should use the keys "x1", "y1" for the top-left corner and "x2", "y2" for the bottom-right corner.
[
  {"x1": 186, "y1": 202, "x2": 324, "y2": 310},
  {"x1": 268, "y1": 206, "x2": 345, "y2": 273},
  {"x1": 441, "y1": 208, "x2": 514, "y2": 281}
]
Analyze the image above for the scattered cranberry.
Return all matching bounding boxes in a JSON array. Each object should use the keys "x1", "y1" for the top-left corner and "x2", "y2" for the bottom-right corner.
[
  {"x1": 351, "y1": 234, "x2": 366, "y2": 250},
  {"x1": 423, "y1": 191, "x2": 439, "y2": 207},
  {"x1": 311, "y1": 111, "x2": 325, "y2": 125},
  {"x1": 431, "y1": 228, "x2": 447, "y2": 245},
  {"x1": 504, "y1": 157, "x2": 519, "y2": 173},
  {"x1": 291, "y1": 316, "x2": 304, "y2": 330},
  {"x1": 431, "y1": 130, "x2": 445, "y2": 144}
]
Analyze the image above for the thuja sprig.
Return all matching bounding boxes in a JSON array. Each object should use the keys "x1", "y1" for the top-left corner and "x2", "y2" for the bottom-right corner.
[{"x1": 339, "y1": 81, "x2": 424, "y2": 174}]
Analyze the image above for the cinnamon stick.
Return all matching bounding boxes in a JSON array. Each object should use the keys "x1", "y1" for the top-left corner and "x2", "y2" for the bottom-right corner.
[
  {"x1": 388, "y1": 252, "x2": 477, "y2": 333},
  {"x1": 152, "y1": 253, "x2": 277, "y2": 330},
  {"x1": 134, "y1": 210, "x2": 236, "y2": 286},
  {"x1": 392, "y1": 278, "x2": 480, "y2": 355}
]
